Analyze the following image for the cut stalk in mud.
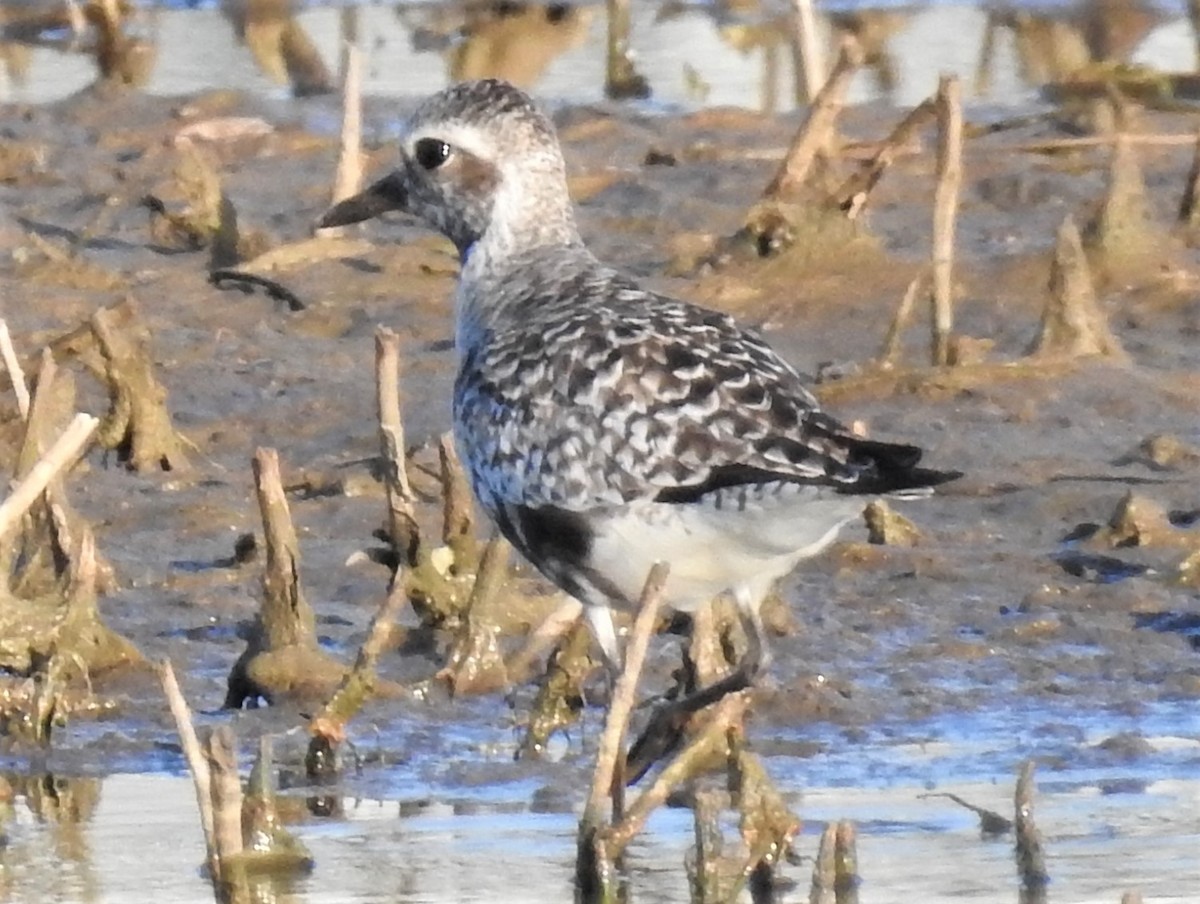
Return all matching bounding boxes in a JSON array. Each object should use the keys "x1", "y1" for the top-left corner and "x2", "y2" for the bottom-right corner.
[
  {"x1": 307, "y1": 581, "x2": 407, "y2": 780},
  {"x1": 931, "y1": 74, "x2": 963, "y2": 367},
  {"x1": 763, "y1": 37, "x2": 863, "y2": 201},
  {"x1": 0, "y1": 412, "x2": 97, "y2": 539},
  {"x1": 1030, "y1": 215, "x2": 1126, "y2": 361},
  {"x1": 440, "y1": 433, "x2": 479, "y2": 575},
  {"x1": 375, "y1": 326, "x2": 418, "y2": 573},
  {"x1": 1177, "y1": 129, "x2": 1200, "y2": 231},
  {"x1": 790, "y1": 0, "x2": 825, "y2": 104},
  {"x1": 159, "y1": 660, "x2": 217, "y2": 866},
  {"x1": 436, "y1": 533, "x2": 511, "y2": 696},
  {"x1": 321, "y1": 39, "x2": 363, "y2": 239},
  {"x1": 582, "y1": 562, "x2": 670, "y2": 830},
  {"x1": 876, "y1": 273, "x2": 924, "y2": 369},
  {"x1": 224, "y1": 447, "x2": 345, "y2": 708},
  {"x1": 0, "y1": 320, "x2": 30, "y2": 420},
  {"x1": 836, "y1": 98, "x2": 937, "y2": 220},
  {"x1": 90, "y1": 301, "x2": 190, "y2": 472},
  {"x1": 1014, "y1": 760, "x2": 1049, "y2": 897}
]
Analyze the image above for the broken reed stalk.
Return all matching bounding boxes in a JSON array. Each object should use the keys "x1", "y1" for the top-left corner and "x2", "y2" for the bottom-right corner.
[
  {"x1": 1030, "y1": 215, "x2": 1125, "y2": 360},
  {"x1": 244, "y1": 737, "x2": 312, "y2": 872},
  {"x1": 1101, "y1": 82, "x2": 1133, "y2": 135},
  {"x1": 836, "y1": 97, "x2": 937, "y2": 219},
  {"x1": 463, "y1": 533, "x2": 510, "y2": 616},
  {"x1": 90, "y1": 302, "x2": 188, "y2": 472},
  {"x1": 518, "y1": 614, "x2": 593, "y2": 752},
  {"x1": 728, "y1": 743, "x2": 801, "y2": 897},
  {"x1": 307, "y1": 580, "x2": 407, "y2": 778},
  {"x1": 507, "y1": 596, "x2": 584, "y2": 683},
  {"x1": 809, "y1": 823, "x2": 837, "y2": 904},
  {"x1": 3, "y1": 350, "x2": 118, "y2": 599},
  {"x1": 790, "y1": 0, "x2": 825, "y2": 103},
  {"x1": 375, "y1": 327, "x2": 418, "y2": 570},
  {"x1": 0, "y1": 412, "x2": 98, "y2": 539},
  {"x1": 931, "y1": 74, "x2": 963, "y2": 367},
  {"x1": 1014, "y1": 760, "x2": 1049, "y2": 892},
  {"x1": 605, "y1": 706, "x2": 741, "y2": 858},
  {"x1": 1177, "y1": 129, "x2": 1200, "y2": 228},
  {"x1": 689, "y1": 597, "x2": 729, "y2": 684},
  {"x1": 158, "y1": 660, "x2": 217, "y2": 863},
  {"x1": 973, "y1": 12, "x2": 998, "y2": 96},
  {"x1": 253, "y1": 447, "x2": 316, "y2": 649},
  {"x1": 436, "y1": 532, "x2": 511, "y2": 695},
  {"x1": 998, "y1": 133, "x2": 1199, "y2": 155},
  {"x1": 0, "y1": 320, "x2": 30, "y2": 419},
  {"x1": 15, "y1": 349, "x2": 64, "y2": 481},
  {"x1": 327, "y1": 39, "x2": 363, "y2": 228},
  {"x1": 834, "y1": 820, "x2": 860, "y2": 903},
  {"x1": 81, "y1": 526, "x2": 140, "y2": 662},
  {"x1": 581, "y1": 561, "x2": 670, "y2": 829},
  {"x1": 374, "y1": 328, "x2": 411, "y2": 498},
  {"x1": 204, "y1": 725, "x2": 245, "y2": 882},
  {"x1": 876, "y1": 273, "x2": 924, "y2": 368},
  {"x1": 1192, "y1": 0, "x2": 1200, "y2": 67},
  {"x1": 690, "y1": 788, "x2": 724, "y2": 903},
  {"x1": 337, "y1": 7, "x2": 359, "y2": 81},
  {"x1": 603, "y1": 0, "x2": 648, "y2": 100},
  {"x1": 1086, "y1": 131, "x2": 1150, "y2": 255},
  {"x1": 46, "y1": 296, "x2": 136, "y2": 367},
  {"x1": 439, "y1": 433, "x2": 477, "y2": 572},
  {"x1": 64, "y1": 0, "x2": 86, "y2": 41},
  {"x1": 762, "y1": 37, "x2": 864, "y2": 200}
]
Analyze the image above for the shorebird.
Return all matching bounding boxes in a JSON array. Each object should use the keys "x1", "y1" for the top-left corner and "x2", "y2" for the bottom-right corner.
[{"x1": 320, "y1": 79, "x2": 958, "y2": 714}]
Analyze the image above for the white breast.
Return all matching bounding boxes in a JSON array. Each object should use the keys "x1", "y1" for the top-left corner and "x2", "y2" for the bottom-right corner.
[{"x1": 586, "y1": 484, "x2": 864, "y2": 613}]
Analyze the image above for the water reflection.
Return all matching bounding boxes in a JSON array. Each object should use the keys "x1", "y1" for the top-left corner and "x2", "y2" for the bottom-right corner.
[
  {"x1": 830, "y1": 10, "x2": 909, "y2": 101},
  {"x1": 0, "y1": 774, "x2": 102, "y2": 904},
  {"x1": 977, "y1": 0, "x2": 1167, "y2": 94},
  {"x1": 400, "y1": 1, "x2": 593, "y2": 89},
  {"x1": 696, "y1": 6, "x2": 914, "y2": 110},
  {"x1": 0, "y1": 0, "x2": 156, "y2": 89},
  {"x1": 0, "y1": 765, "x2": 1197, "y2": 903},
  {"x1": 2, "y1": 1, "x2": 1200, "y2": 110},
  {"x1": 222, "y1": 0, "x2": 334, "y2": 96}
]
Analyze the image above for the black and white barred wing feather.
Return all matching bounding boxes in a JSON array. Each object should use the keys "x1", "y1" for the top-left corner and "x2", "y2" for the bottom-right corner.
[{"x1": 454, "y1": 291, "x2": 940, "y2": 516}]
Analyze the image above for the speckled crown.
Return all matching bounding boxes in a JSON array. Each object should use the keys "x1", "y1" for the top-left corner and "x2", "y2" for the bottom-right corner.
[{"x1": 409, "y1": 78, "x2": 556, "y2": 145}]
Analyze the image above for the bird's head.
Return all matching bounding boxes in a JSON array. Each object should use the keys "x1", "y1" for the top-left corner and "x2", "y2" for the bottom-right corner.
[{"x1": 319, "y1": 79, "x2": 578, "y2": 260}]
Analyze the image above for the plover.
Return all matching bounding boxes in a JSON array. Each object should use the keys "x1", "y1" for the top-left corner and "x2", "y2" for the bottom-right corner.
[{"x1": 320, "y1": 79, "x2": 958, "y2": 707}]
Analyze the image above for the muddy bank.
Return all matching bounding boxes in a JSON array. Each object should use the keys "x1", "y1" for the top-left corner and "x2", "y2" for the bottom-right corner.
[
  {"x1": 1, "y1": 69, "x2": 1200, "y2": 900},
  {"x1": 2, "y1": 73, "x2": 1199, "y2": 748}
]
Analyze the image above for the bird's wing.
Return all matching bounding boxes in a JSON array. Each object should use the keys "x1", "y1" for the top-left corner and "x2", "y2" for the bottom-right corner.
[{"x1": 455, "y1": 286, "x2": 922, "y2": 511}]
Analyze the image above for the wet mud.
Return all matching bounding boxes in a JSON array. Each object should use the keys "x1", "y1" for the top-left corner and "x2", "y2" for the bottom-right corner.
[{"x1": 3, "y1": 6, "x2": 1200, "y2": 901}]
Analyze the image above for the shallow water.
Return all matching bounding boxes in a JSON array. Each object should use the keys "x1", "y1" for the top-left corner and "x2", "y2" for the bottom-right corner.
[
  {"x1": 3, "y1": 0, "x2": 1199, "y2": 110},
  {"x1": 4, "y1": 739, "x2": 1198, "y2": 903}
]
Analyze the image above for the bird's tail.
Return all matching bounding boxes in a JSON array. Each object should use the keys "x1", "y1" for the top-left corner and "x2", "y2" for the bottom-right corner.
[{"x1": 843, "y1": 437, "x2": 962, "y2": 495}]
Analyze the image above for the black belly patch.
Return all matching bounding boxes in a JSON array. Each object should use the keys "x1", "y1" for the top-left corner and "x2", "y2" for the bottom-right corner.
[
  {"x1": 511, "y1": 504, "x2": 593, "y2": 565},
  {"x1": 498, "y1": 503, "x2": 649, "y2": 609}
]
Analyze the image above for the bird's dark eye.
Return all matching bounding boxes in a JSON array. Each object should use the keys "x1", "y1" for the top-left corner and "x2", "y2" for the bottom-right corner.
[{"x1": 413, "y1": 138, "x2": 452, "y2": 170}]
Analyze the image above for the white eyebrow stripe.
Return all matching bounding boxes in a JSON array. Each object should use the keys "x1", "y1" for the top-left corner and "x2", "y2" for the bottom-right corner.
[{"x1": 406, "y1": 123, "x2": 495, "y2": 163}]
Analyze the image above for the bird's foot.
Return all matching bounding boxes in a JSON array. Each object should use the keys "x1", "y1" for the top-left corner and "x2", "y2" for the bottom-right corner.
[
  {"x1": 624, "y1": 697, "x2": 691, "y2": 786},
  {"x1": 623, "y1": 663, "x2": 757, "y2": 785}
]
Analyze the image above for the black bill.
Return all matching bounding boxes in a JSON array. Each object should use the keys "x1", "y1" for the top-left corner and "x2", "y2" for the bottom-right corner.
[{"x1": 318, "y1": 170, "x2": 408, "y2": 229}]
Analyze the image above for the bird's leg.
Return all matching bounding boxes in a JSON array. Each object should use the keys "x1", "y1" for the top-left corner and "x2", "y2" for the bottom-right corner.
[
  {"x1": 583, "y1": 602, "x2": 623, "y2": 707},
  {"x1": 734, "y1": 590, "x2": 771, "y2": 680},
  {"x1": 625, "y1": 592, "x2": 769, "y2": 784},
  {"x1": 584, "y1": 603, "x2": 623, "y2": 674},
  {"x1": 672, "y1": 590, "x2": 769, "y2": 713}
]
